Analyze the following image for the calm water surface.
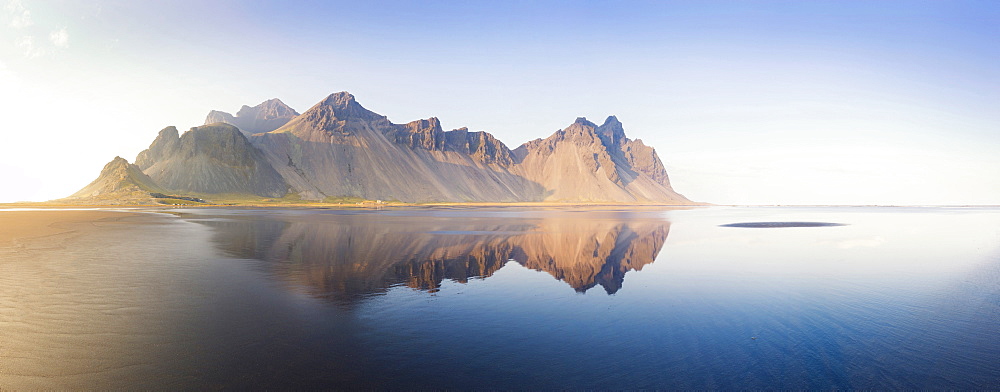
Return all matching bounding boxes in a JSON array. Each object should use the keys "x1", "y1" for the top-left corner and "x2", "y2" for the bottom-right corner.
[{"x1": 2, "y1": 206, "x2": 999, "y2": 389}]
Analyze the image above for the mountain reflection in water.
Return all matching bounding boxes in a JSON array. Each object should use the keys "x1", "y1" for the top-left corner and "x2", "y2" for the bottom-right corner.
[{"x1": 187, "y1": 210, "x2": 670, "y2": 302}]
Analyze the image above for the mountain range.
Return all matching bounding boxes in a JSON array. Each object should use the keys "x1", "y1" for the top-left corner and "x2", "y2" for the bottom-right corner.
[{"x1": 67, "y1": 92, "x2": 694, "y2": 204}]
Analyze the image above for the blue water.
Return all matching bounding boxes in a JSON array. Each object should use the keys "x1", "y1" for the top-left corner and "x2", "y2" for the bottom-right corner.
[
  {"x1": 166, "y1": 206, "x2": 1000, "y2": 389},
  {"x1": 3, "y1": 206, "x2": 998, "y2": 389}
]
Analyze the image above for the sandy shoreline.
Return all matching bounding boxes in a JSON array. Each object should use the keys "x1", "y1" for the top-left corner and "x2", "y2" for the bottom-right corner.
[
  {"x1": 1, "y1": 200, "x2": 709, "y2": 209},
  {"x1": 0, "y1": 208, "x2": 218, "y2": 389},
  {"x1": 0, "y1": 210, "x2": 140, "y2": 249}
]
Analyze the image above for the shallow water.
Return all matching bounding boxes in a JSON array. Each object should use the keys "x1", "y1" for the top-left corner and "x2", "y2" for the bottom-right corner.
[{"x1": 2, "y1": 206, "x2": 999, "y2": 389}]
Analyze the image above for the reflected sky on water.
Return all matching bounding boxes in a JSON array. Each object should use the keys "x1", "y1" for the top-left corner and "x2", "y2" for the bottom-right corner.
[{"x1": 2, "y1": 207, "x2": 998, "y2": 389}]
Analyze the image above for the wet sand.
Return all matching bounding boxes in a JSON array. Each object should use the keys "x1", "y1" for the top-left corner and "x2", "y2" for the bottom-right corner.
[
  {"x1": 0, "y1": 210, "x2": 138, "y2": 248},
  {"x1": 0, "y1": 208, "x2": 370, "y2": 389},
  {"x1": 0, "y1": 209, "x2": 216, "y2": 389}
]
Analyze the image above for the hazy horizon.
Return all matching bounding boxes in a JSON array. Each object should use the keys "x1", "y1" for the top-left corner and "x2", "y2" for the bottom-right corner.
[{"x1": 1, "y1": 1, "x2": 998, "y2": 205}]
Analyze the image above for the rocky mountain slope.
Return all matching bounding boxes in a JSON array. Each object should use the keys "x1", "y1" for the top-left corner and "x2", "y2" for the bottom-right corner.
[
  {"x1": 252, "y1": 92, "x2": 542, "y2": 202},
  {"x1": 70, "y1": 91, "x2": 694, "y2": 204},
  {"x1": 512, "y1": 116, "x2": 685, "y2": 202},
  {"x1": 66, "y1": 156, "x2": 166, "y2": 204},
  {"x1": 135, "y1": 123, "x2": 287, "y2": 197},
  {"x1": 205, "y1": 98, "x2": 299, "y2": 135}
]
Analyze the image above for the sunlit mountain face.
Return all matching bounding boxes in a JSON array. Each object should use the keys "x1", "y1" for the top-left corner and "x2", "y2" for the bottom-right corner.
[{"x1": 187, "y1": 208, "x2": 671, "y2": 303}]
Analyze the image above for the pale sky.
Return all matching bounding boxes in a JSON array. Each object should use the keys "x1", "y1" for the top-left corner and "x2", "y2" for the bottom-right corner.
[{"x1": 1, "y1": 0, "x2": 998, "y2": 205}]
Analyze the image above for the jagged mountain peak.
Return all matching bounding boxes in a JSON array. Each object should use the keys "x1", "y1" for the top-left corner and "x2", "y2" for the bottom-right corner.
[
  {"x1": 385, "y1": 117, "x2": 517, "y2": 167},
  {"x1": 597, "y1": 115, "x2": 626, "y2": 147},
  {"x1": 551, "y1": 117, "x2": 607, "y2": 146},
  {"x1": 556, "y1": 115, "x2": 627, "y2": 148},
  {"x1": 277, "y1": 91, "x2": 386, "y2": 131},
  {"x1": 266, "y1": 91, "x2": 392, "y2": 142},
  {"x1": 573, "y1": 117, "x2": 597, "y2": 127},
  {"x1": 158, "y1": 125, "x2": 180, "y2": 138},
  {"x1": 310, "y1": 91, "x2": 384, "y2": 122},
  {"x1": 132, "y1": 122, "x2": 287, "y2": 197},
  {"x1": 322, "y1": 91, "x2": 357, "y2": 106},
  {"x1": 205, "y1": 109, "x2": 234, "y2": 121},
  {"x1": 106, "y1": 155, "x2": 129, "y2": 169},
  {"x1": 189, "y1": 122, "x2": 243, "y2": 136},
  {"x1": 205, "y1": 98, "x2": 299, "y2": 135},
  {"x1": 236, "y1": 98, "x2": 298, "y2": 119},
  {"x1": 68, "y1": 156, "x2": 166, "y2": 203},
  {"x1": 509, "y1": 114, "x2": 691, "y2": 203},
  {"x1": 404, "y1": 117, "x2": 443, "y2": 132},
  {"x1": 135, "y1": 126, "x2": 180, "y2": 170}
]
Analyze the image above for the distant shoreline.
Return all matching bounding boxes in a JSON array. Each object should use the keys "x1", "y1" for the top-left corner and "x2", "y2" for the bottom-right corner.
[
  {"x1": 5, "y1": 202, "x2": 998, "y2": 209},
  {"x1": 0, "y1": 201, "x2": 712, "y2": 209}
]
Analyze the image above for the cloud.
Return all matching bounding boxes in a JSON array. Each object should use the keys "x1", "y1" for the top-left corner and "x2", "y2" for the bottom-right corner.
[
  {"x1": 49, "y1": 27, "x2": 68, "y2": 48},
  {"x1": 4, "y1": 0, "x2": 32, "y2": 28},
  {"x1": 0, "y1": 59, "x2": 14, "y2": 83},
  {"x1": 14, "y1": 35, "x2": 42, "y2": 58}
]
